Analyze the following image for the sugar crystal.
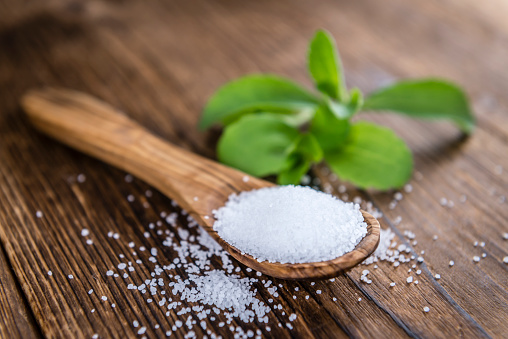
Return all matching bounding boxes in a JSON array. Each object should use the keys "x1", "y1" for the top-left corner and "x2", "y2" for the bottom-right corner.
[{"x1": 213, "y1": 186, "x2": 367, "y2": 264}]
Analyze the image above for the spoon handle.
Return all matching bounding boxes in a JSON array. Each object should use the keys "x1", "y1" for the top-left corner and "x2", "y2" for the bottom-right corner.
[{"x1": 21, "y1": 88, "x2": 268, "y2": 224}]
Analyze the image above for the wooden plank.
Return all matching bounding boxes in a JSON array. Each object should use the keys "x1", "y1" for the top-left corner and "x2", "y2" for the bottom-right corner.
[
  {"x1": 0, "y1": 0, "x2": 506, "y2": 338},
  {"x1": 0, "y1": 244, "x2": 41, "y2": 339}
]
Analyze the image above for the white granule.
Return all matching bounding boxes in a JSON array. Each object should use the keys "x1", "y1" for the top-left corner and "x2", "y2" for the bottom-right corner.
[
  {"x1": 406, "y1": 276, "x2": 413, "y2": 284},
  {"x1": 213, "y1": 186, "x2": 367, "y2": 264},
  {"x1": 133, "y1": 320, "x2": 139, "y2": 327},
  {"x1": 473, "y1": 256, "x2": 480, "y2": 263},
  {"x1": 81, "y1": 228, "x2": 90, "y2": 237},
  {"x1": 423, "y1": 306, "x2": 430, "y2": 313},
  {"x1": 88, "y1": 289, "x2": 93, "y2": 294},
  {"x1": 77, "y1": 174, "x2": 86, "y2": 183},
  {"x1": 435, "y1": 274, "x2": 441, "y2": 279},
  {"x1": 68, "y1": 275, "x2": 73, "y2": 279},
  {"x1": 35, "y1": 211, "x2": 43, "y2": 218},
  {"x1": 125, "y1": 174, "x2": 133, "y2": 183},
  {"x1": 449, "y1": 261, "x2": 454, "y2": 267},
  {"x1": 503, "y1": 233, "x2": 508, "y2": 240},
  {"x1": 86, "y1": 239, "x2": 93, "y2": 245},
  {"x1": 47, "y1": 271, "x2": 52, "y2": 276},
  {"x1": 390, "y1": 282, "x2": 395, "y2": 287},
  {"x1": 503, "y1": 256, "x2": 508, "y2": 264},
  {"x1": 101, "y1": 296, "x2": 107, "y2": 301},
  {"x1": 138, "y1": 327, "x2": 146, "y2": 335},
  {"x1": 362, "y1": 228, "x2": 396, "y2": 265},
  {"x1": 106, "y1": 270, "x2": 114, "y2": 276}
]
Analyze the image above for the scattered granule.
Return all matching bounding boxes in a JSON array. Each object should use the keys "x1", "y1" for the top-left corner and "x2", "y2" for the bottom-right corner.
[
  {"x1": 242, "y1": 176, "x2": 249, "y2": 183},
  {"x1": 416, "y1": 270, "x2": 421, "y2": 275},
  {"x1": 106, "y1": 270, "x2": 114, "y2": 276},
  {"x1": 86, "y1": 239, "x2": 93, "y2": 245},
  {"x1": 503, "y1": 257, "x2": 508, "y2": 264},
  {"x1": 47, "y1": 271, "x2": 52, "y2": 276},
  {"x1": 406, "y1": 277, "x2": 413, "y2": 284},
  {"x1": 91, "y1": 309, "x2": 95, "y2": 313},
  {"x1": 101, "y1": 296, "x2": 107, "y2": 301},
  {"x1": 404, "y1": 184, "x2": 413, "y2": 193},
  {"x1": 473, "y1": 256, "x2": 481, "y2": 262},
  {"x1": 213, "y1": 186, "x2": 367, "y2": 264},
  {"x1": 480, "y1": 242, "x2": 486, "y2": 247},
  {"x1": 423, "y1": 306, "x2": 430, "y2": 313},
  {"x1": 316, "y1": 290, "x2": 322, "y2": 294},
  {"x1": 111, "y1": 304, "x2": 116, "y2": 308},
  {"x1": 77, "y1": 174, "x2": 86, "y2": 183},
  {"x1": 88, "y1": 289, "x2": 93, "y2": 295},
  {"x1": 390, "y1": 282, "x2": 396, "y2": 287},
  {"x1": 92, "y1": 334, "x2": 99, "y2": 339},
  {"x1": 394, "y1": 192, "x2": 403, "y2": 201},
  {"x1": 362, "y1": 228, "x2": 396, "y2": 265},
  {"x1": 145, "y1": 190, "x2": 153, "y2": 198},
  {"x1": 332, "y1": 297, "x2": 337, "y2": 301},
  {"x1": 68, "y1": 275, "x2": 74, "y2": 279},
  {"x1": 138, "y1": 327, "x2": 146, "y2": 335},
  {"x1": 81, "y1": 228, "x2": 90, "y2": 237},
  {"x1": 449, "y1": 261, "x2": 454, "y2": 267},
  {"x1": 440, "y1": 198, "x2": 447, "y2": 206},
  {"x1": 125, "y1": 174, "x2": 133, "y2": 183},
  {"x1": 435, "y1": 274, "x2": 441, "y2": 279},
  {"x1": 414, "y1": 280, "x2": 418, "y2": 285},
  {"x1": 127, "y1": 195, "x2": 135, "y2": 202},
  {"x1": 503, "y1": 233, "x2": 508, "y2": 240},
  {"x1": 358, "y1": 298, "x2": 362, "y2": 302},
  {"x1": 35, "y1": 211, "x2": 43, "y2": 218}
]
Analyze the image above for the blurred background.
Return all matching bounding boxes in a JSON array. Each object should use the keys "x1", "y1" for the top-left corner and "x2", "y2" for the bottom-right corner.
[{"x1": 0, "y1": 1, "x2": 507, "y2": 338}]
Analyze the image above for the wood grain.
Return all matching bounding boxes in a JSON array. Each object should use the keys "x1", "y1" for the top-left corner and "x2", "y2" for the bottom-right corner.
[
  {"x1": 0, "y1": 0, "x2": 506, "y2": 337},
  {"x1": 0, "y1": 245, "x2": 41, "y2": 339},
  {"x1": 22, "y1": 88, "x2": 381, "y2": 280}
]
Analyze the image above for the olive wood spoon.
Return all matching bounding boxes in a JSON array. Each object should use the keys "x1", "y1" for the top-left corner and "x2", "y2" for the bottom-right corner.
[{"x1": 22, "y1": 88, "x2": 380, "y2": 280}]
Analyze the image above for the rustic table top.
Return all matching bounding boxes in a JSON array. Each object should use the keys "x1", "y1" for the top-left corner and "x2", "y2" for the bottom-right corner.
[{"x1": 0, "y1": 0, "x2": 507, "y2": 338}]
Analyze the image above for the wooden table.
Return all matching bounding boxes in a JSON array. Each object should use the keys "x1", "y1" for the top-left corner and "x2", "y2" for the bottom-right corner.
[{"x1": 1, "y1": 0, "x2": 507, "y2": 338}]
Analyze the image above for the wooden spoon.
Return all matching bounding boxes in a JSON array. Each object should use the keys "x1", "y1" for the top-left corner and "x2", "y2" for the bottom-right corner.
[{"x1": 21, "y1": 88, "x2": 380, "y2": 280}]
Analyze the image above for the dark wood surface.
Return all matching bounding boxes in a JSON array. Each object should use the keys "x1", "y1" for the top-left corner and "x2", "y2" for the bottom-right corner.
[{"x1": 0, "y1": 0, "x2": 507, "y2": 338}]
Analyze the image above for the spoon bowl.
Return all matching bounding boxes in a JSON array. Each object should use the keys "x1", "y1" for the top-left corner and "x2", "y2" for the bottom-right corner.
[{"x1": 22, "y1": 88, "x2": 380, "y2": 280}]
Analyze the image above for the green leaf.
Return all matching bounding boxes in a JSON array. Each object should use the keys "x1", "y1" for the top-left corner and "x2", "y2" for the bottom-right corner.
[
  {"x1": 363, "y1": 79, "x2": 475, "y2": 134},
  {"x1": 200, "y1": 75, "x2": 320, "y2": 129},
  {"x1": 217, "y1": 114, "x2": 300, "y2": 176},
  {"x1": 278, "y1": 133, "x2": 323, "y2": 185},
  {"x1": 310, "y1": 105, "x2": 351, "y2": 154},
  {"x1": 278, "y1": 155, "x2": 312, "y2": 185},
  {"x1": 308, "y1": 29, "x2": 348, "y2": 101},
  {"x1": 292, "y1": 133, "x2": 324, "y2": 163},
  {"x1": 326, "y1": 121, "x2": 413, "y2": 190}
]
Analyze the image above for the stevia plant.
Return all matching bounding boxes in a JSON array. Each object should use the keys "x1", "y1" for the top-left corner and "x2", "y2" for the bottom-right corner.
[{"x1": 199, "y1": 30, "x2": 475, "y2": 190}]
